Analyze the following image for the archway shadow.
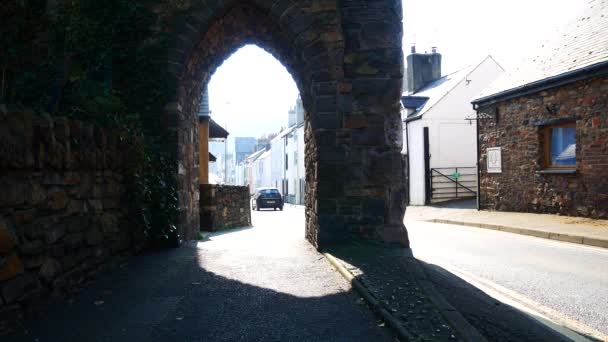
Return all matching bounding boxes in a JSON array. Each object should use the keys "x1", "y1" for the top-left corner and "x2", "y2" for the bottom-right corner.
[
  {"x1": 7, "y1": 245, "x2": 392, "y2": 341},
  {"x1": 325, "y1": 241, "x2": 576, "y2": 342}
]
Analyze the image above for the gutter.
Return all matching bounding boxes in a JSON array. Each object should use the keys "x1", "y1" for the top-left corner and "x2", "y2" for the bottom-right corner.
[
  {"x1": 473, "y1": 60, "x2": 608, "y2": 108},
  {"x1": 404, "y1": 114, "x2": 423, "y2": 123}
]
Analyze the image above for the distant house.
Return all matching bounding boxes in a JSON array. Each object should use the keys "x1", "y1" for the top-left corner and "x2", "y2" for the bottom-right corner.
[
  {"x1": 472, "y1": 0, "x2": 608, "y2": 218},
  {"x1": 198, "y1": 114, "x2": 229, "y2": 185},
  {"x1": 285, "y1": 121, "x2": 305, "y2": 205},
  {"x1": 244, "y1": 149, "x2": 265, "y2": 192},
  {"x1": 403, "y1": 49, "x2": 504, "y2": 205},
  {"x1": 270, "y1": 126, "x2": 296, "y2": 193},
  {"x1": 256, "y1": 149, "x2": 272, "y2": 190}
]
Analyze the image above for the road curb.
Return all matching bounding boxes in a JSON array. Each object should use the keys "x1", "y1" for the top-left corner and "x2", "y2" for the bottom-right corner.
[
  {"x1": 323, "y1": 253, "x2": 415, "y2": 341},
  {"x1": 428, "y1": 219, "x2": 608, "y2": 249},
  {"x1": 323, "y1": 252, "x2": 485, "y2": 342},
  {"x1": 410, "y1": 258, "x2": 488, "y2": 342}
]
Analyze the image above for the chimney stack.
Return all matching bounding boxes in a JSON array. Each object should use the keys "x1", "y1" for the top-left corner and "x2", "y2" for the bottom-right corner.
[
  {"x1": 406, "y1": 47, "x2": 442, "y2": 93},
  {"x1": 411, "y1": 45, "x2": 416, "y2": 54}
]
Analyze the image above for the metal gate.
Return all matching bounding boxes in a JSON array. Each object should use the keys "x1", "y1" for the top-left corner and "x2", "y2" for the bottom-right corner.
[{"x1": 430, "y1": 167, "x2": 477, "y2": 202}]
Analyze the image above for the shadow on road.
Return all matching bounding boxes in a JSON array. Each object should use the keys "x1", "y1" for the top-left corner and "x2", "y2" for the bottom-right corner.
[
  {"x1": 7, "y1": 244, "x2": 392, "y2": 342},
  {"x1": 326, "y1": 241, "x2": 572, "y2": 341},
  {"x1": 202, "y1": 225, "x2": 255, "y2": 238}
]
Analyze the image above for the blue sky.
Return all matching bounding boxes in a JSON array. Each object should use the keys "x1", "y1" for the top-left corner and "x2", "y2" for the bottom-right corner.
[{"x1": 208, "y1": 0, "x2": 589, "y2": 151}]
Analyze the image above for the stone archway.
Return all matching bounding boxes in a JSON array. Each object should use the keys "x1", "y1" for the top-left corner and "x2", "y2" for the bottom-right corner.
[{"x1": 164, "y1": 0, "x2": 409, "y2": 248}]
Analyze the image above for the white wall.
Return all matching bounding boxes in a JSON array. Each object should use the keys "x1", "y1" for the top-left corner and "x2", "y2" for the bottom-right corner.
[
  {"x1": 407, "y1": 121, "x2": 426, "y2": 205},
  {"x1": 296, "y1": 125, "x2": 305, "y2": 204},
  {"x1": 270, "y1": 136, "x2": 285, "y2": 189},
  {"x1": 406, "y1": 57, "x2": 504, "y2": 205},
  {"x1": 261, "y1": 154, "x2": 272, "y2": 188}
]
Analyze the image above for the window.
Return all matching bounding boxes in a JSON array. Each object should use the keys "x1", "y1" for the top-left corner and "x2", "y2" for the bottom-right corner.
[
  {"x1": 285, "y1": 154, "x2": 289, "y2": 170},
  {"x1": 544, "y1": 123, "x2": 576, "y2": 168},
  {"x1": 294, "y1": 151, "x2": 298, "y2": 166}
]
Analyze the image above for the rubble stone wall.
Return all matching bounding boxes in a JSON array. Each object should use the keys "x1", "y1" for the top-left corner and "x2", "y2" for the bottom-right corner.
[
  {"x1": 200, "y1": 185, "x2": 251, "y2": 232},
  {"x1": 0, "y1": 109, "x2": 141, "y2": 325},
  {"x1": 478, "y1": 75, "x2": 608, "y2": 218}
]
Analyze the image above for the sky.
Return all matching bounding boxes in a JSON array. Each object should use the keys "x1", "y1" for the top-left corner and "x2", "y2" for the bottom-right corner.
[{"x1": 208, "y1": 0, "x2": 589, "y2": 152}]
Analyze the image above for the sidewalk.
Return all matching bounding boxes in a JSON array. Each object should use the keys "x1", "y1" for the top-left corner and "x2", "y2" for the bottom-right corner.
[
  {"x1": 325, "y1": 241, "x2": 568, "y2": 341},
  {"x1": 405, "y1": 201, "x2": 608, "y2": 249}
]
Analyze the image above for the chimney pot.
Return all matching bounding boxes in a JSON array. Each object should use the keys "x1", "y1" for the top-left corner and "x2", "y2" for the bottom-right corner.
[
  {"x1": 411, "y1": 45, "x2": 416, "y2": 54},
  {"x1": 431, "y1": 46, "x2": 437, "y2": 54}
]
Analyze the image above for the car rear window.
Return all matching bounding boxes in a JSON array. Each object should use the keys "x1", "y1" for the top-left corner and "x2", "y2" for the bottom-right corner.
[{"x1": 260, "y1": 189, "x2": 280, "y2": 196}]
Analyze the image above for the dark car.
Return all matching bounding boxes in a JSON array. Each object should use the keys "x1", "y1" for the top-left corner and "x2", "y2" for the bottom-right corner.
[{"x1": 252, "y1": 188, "x2": 283, "y2": 211}]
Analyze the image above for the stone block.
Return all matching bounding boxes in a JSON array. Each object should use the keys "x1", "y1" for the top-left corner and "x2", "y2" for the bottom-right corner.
[
  {"x1": 13, "y1": 209, "x2": 35, "y2": 226},
  {"x1": 0, "y1": 219, "x2": 17, "y2": 253},
  {"x1": 64, "y1": 233, "x2": 84, "y2": 248},
  {"x1": 44, "y1": 224, "x2": 66, "y2": 244},
  {"x1": 19, "y1": 240, "x2": 46, "y2": 256},
  {"x1": 39, "y1": 258, "x2": 62, "y2": 281},
  {"x1": 23, "y1": 254, "x2": 46, "y2": 269},
  {"x1": 1, "y1": 274, "x2": 37, "y2": 303},
  {"x1": 28, "y1": 182, "x2": 46, "y2": 206},
  {"x1": 88, "y1": 199, "x2": 103, "y2": 213},
  {"x1": 0, "y1": 254, "x2": 23, "y2": 282},
  {"x1": 85, "y1": 227, "x2": 104, "y2": 246},
  {"x1": 0, "y1": 177, "x2": 27, "y2": 207},
  {"x1": 46, "y1": 189, "x2": 67, "y2": 210}
]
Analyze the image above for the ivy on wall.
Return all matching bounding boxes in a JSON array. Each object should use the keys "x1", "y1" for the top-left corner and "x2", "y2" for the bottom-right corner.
[{"x1": 0, "y1": 0, "x2": 188, "y2": 246}]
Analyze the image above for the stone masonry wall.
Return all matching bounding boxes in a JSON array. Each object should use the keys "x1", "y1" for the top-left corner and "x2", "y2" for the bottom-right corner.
[
  {"x1": 0, "y1": 108, "x2": 141, "y2": 328},
  {"x1": 164, "y1": 0, "x2": 409, "y2": 248},
  {"x1": 478, "y1": 75, "x2": 608, "y2": 218},
  {"x1": 200, "y1": 184, "x2": 251, "y2": 232}
]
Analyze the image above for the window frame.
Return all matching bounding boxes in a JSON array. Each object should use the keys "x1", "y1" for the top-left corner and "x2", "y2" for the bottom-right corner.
[{"x1": 542, "y1": 122, "x2": 576, "y2": 170}]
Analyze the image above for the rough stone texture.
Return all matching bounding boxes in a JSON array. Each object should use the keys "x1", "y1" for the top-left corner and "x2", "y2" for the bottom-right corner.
[
  {"x1": 200, "y1": 185, "x2": 251, "y2": 232},
  {"x1": 477, "y1": 75, "x2": 608, "y2": 218},
  {"x1": 0, "y1": 109, "x2": 142, "y2": 330},
  {"x1": 163, "y1": 0, "x2": 409, "y2": 248}
]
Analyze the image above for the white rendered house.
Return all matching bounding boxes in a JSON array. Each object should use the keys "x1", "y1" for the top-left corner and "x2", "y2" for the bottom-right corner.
[{"x1": 403, "y1": 51, "x2": 504, "y2": 205}]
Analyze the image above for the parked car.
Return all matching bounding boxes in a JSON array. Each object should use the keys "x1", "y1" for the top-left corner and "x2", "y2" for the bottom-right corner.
[{"x1": 252, "y1": 188, "x2": 283, "y2": 211}]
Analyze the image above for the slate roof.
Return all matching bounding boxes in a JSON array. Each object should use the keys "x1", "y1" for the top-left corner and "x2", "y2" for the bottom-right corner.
[
  {"x1": 403, "y1": 58, "x2": 490, "y2": 121},
  {"x1": 270, "y1": 125, "x2": 297, "y2": 142},
  {"x1": 246, "y1": 149, "x2": 265, "y2": 162},
  {"x1": 258, "y1": 150, "x2": 271, "y2": 160},
  {"x1": 475, "y1": 0, "x2": 608, "y2": 104},
  {"x1": 401, "y1": 96, "x2": 430, "y2": 110},
  {"x1": 209, "y1": 119, "x2": 229, "y2": 139}
]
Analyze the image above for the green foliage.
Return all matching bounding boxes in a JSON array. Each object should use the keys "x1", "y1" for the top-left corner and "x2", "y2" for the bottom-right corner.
[{"x1": 0, "y1": 0, "x2": 186, "y2": 246}]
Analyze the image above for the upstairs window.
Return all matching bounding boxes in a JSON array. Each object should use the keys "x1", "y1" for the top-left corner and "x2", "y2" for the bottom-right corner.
[{"x1": 544, "y1": 123, "x2": 576, "y2": 169}]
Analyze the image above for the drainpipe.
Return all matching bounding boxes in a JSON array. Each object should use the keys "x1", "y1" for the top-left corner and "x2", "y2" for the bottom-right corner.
[
  {"x1": 474, "y1": 104, "x2": 481, "y2": 211},
  {"x1": 405, "y1": 119, "x2": 411, "y2": 206},
  {"x1": 198, "y1": 115, "x2": 210, "y2": 185}
]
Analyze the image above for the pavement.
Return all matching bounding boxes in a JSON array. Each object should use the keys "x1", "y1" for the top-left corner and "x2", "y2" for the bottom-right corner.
[
  {"x1": 8, "y1": 208, "x2": 393, "y2": 341},
  {"x1": 406, "y1": 199, "x2": 608, "y2": 249}
]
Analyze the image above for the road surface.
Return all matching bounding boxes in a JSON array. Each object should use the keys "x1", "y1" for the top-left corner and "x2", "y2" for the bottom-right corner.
[
  {"x1": 406, "y1": 218, "x2": 608, "y2": 339},
  {"x1": 11, "y1": 207, "x2": 392, "y2": 341}
]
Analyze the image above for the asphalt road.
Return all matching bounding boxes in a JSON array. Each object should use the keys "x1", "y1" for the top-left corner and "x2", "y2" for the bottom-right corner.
[
  {"x1": 10, "y1": 207, "x2": 392, "y2": 341},
  {"x1": 406, "y1": 218, "x2": 608, "y2": 338}
]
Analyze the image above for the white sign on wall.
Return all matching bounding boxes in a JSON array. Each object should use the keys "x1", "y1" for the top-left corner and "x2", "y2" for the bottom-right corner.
[{"x1": 487, "y1": 147, "x2": 502, "y2": 173}]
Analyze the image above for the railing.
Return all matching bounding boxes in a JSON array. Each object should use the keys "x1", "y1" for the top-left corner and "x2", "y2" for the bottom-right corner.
[{"x1": 430, "y1": 167, "x2": 477, "y2": 202}]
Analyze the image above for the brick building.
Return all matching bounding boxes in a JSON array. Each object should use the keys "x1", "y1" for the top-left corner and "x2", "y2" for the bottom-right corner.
[{"x1": 472, "y1": 0, "x2": 608, "y2": 218}]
